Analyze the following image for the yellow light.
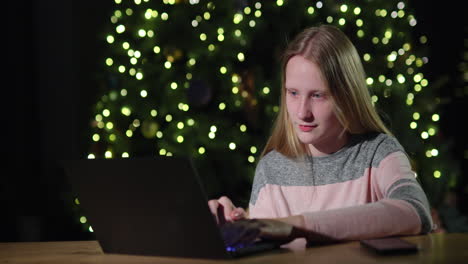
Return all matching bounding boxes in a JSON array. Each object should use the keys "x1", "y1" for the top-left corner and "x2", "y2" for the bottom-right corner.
[
  {"x1": 413, "y1": 74, "x2": 422, "y2": 83},
  {"x1": 354, "y1": 7, "x2": 361, "y2": 15},
  {"x1": 250, "y1": 146, "x2": 257, "y2": 153},
  {"x1": 219, "y1": 103, "x2": 226, "y2": 110},
  {"x1": 218, "y1": 35, "x2": 224, "y2": 41},
  {"x1": 87, "y1": 154, "x2": 96, "y2": 159},
  {"x1": 232, "y1": 86, "x2": 239, "y2": 94},
  {"x1": 136, "y1": 72, "x2": 143, "y2": 80},
  {"x1": 198, "y1": 147, "x2": 205, "y2": 154},
  {"x1": 232, "y1": 74, "x2": 240, "y2": 83},
  {"x1": 177, "y1": 136, "x2": 184, "y2": 143},
  {"x1": 151, "y1": 109, "x2": 158, "y2": 117},
  {"x1": 276, "y1": 0, "x2": 284, "y2": 6},
  {"x1": 366, "y1": 77, "x2": 374, "y2": 85},
  {"x1": 105, "y1": 151, "x2": 113, "y2": 159},
  {"x1": 432, "y1": 114, "x2": 440, "y2": 122},
  {"x1": 428, "y1": 128, "x2": 436, "y2": 136},
  {"x1": 103, "y1": 109, "x2": 110, "y2": 117},
  {"x1": 126, "y1": 130, "x2": 133, "y2": 137},
  {"x1": 159, "y1": 149, "x2": 167, "y2": 155},
  {"x1": 234, "y1": 29, "x2": 242, "y2": 37},
  {"x1": 138, "y1": 29, "x2": 146, "y2": 37},
  {"x1": 210, "y1": 125, "x2": 217, "y2": 132},
  {"x1": 356, "y1": 19, "x2": 363, "y2": 27},
  {"x1": 80, "y1": 216, "x2": 87, "y2": 224},
  {"x1": 248, "y1": 156, "x2": 255, "y2": 163},
  {"x1": 177, "y1": 122, "x2": 184, "y2": 129},
  {"x1": 208, "y1": 132, "x2": 215, "y2": 139},
  {"x1": 326, "y1": 16, "x2": 333, "y2": 23},
  {"x1": 122, "y1": 152, "x2": 129, "y2": 158},
  {"x1": 371, "y1": 95, "x2": 378, "y2": 103},
  {"x1": 233, "y1": 13, "x2": 243, "y2": 24},
  {"x1": 164, "y1": 61, "x2": 172, "y2": 69},
  {"x1": 220, "y1": 66, "x2": 227, "y2": 74},
  {"x1": 340, "y1": 5, "x2": 348, "y2": 12},
  {"x1": 249, "y1": 20, "x2": 256, "y2": 27},
  {"x1": 410, "y1": 122, "x2": 417, "y2": 129},
  {"x1": 153, "y1": 46, "x2": 161, "y2": 53},
  {"x1": 140, "y1": 90, "x2": 147, "y2": 97},
  {"x1": 203, "y1": 11, "x2": 211, "y2": 20},
  {"x1": 431, "y1": 149, "x2": 439, "y2": 156},
  {"x1": 338, "y1": 18, "x2": 346, "y2": 25},
  {"x1": 307, "y1": 7, "x2": 315, "y2": 14},
  {"x1": 397, "y1": 74, "x2": 405, "y2": 83},
  {"x1": 240, "y1": 124, "x2": 247, "y2": 132},
  {"x1": 229, "y1": 142, "x2": 236, "y2": 150},
  {"x1": 421, "y1": 132, "x2": 429, "y2": 139},
  {"x1": 89, "y1": 226, "x2": 94, "y2": 233},
  {"x1": 118, "y1": 65, "x2": 126, "y2": 73},
  {"x1": 156, "y1": 131, "x2": 163, "y2": 138},
  {"x1": 200, "y1": 33, "x2": 207, "y2": 41},
  {"x1": 106, "y1": 58, "x2": 113, "y2": 66},
  {"x1": 92, "y1": 134, "x2": 100, "y2": 142},
  {"x1": 106, "y1": 122, "x2": 114, "y2": 130},
  {"x1": 74, "y1": 198, "x2": 80, "y2": 205},
  {"x1": 243, "y1": 7, "x2": 251, "y2": 14},
  {"x1": 433, "y1": 170, "x2": 441, "y2": 178},
  {"x1": 116, "y1": 25, "x2": 125, "y2": 33},
  {"x1": 237, "y1": 52, "x2": 245, "y2": 62},
  {"x1": 166, "y1": 114, "x2": 172, "y2": 122},
  {"x1": 426, "y1": 150, "x2": 432, "y2": 158},
  {"x1": 161, "y1": 12, "x2": 169, "y2": 20},
  {"x1": 414, "y1": 84, "x2": 422, "y2": 92},
  {"x1": 263, "y1": 87, "x2": 270, "y2": 94},
  {"x1": 187, "y1": 119, "x2": 195, "y2": 126},
  {"x1": 109, "y1": 134, "x2": 116, "y2": 141}
]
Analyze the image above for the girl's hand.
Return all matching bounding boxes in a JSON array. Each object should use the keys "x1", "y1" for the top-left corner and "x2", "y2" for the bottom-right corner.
[{"x1": 207, "y1": 196, "x2": 247, "y2": 225}]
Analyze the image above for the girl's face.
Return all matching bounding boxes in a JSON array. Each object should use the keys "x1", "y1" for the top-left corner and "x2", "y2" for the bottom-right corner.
[{"x1": 285, "y1": 55, "x2": 348, "y2": 156}]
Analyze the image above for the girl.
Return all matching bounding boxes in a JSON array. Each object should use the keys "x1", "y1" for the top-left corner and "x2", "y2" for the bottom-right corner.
[{"x1": 208, "y1": 25, "x2": 433, "y2": 247}]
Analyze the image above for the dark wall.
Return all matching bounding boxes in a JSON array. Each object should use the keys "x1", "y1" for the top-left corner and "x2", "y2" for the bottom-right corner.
[{"x1": 4, "y1": 0, "x2": 112, "y2": 242}]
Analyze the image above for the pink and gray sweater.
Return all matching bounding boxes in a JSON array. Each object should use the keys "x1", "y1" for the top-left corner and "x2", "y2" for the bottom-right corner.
[{"x1": 249, "y1": 133, "x2": 433, "y2": 242}]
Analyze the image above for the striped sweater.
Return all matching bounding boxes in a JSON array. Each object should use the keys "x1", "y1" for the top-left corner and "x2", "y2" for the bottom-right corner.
[{"x1": 249, "y1": 133, "x2": 433, "y2": 244}]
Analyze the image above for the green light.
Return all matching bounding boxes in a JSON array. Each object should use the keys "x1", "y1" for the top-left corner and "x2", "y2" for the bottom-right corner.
[
  {"x1": 165, "y1": 114, "x2": 172, "y2": 122},
  {"x1": 177, "y1": 136, "x2": 184, "y2": 143},
  {"x1": 433, "y1": 170, "x2": 441, "y2": 178},
  {"x1": 151, "y1": 109, "x2": 158, "y2": 117},
  {"x1": 432, "y1": 114, "x2": 440, "y2": 122},
  {"x1": 126, "y1": 130, "x2": 133, "y2": 137},
  {"x1": 159, "y1": 149, "x2": 167, "y2": 155},
  {"x1": 340, "y1": 5, "x2": 348, "y2": 12},
  {"x1": 276, "y1": 0, "x2": 284, "y2": 7},
  {"x1": 74, "y1": 198, "x2": 80, "y2": 205},
  {"x1": 122, "y1": 152, "x2": 129, "y2": 158},
  {"x1": 156, "y1": 131, "x2": 163, "y2": 138},
  {"x1": 105, "y1": 151, "x2": 113, "y2": 159},
  {"x1": 237, "y1": 52, "x2": 245, "y2": 62},
  {"x1": 354, "y1": 7, "x2": 361, "y2": 15},
  {"x1": 220, "y1": 66, "x2": 227, "y2": 74},
  {"x1": 106, "y1": 58, "x2": 113, "y2": 66},
  {"x1": 410, "y1": 122, "x2": 417, "y2": 129},
  {"x1": 187, "y1": 119, "x2": 195, "y2": 126},
  {"x1": 177, "y1": 122, "x2": 184, "y2": 129},
  {"x1": 106, "y1": 122, "x2": 114, "y2": 130},
  {"x1": 263, "y1": 87, "x2": 270, "y2": 94},
  {"x1": 307, "y1": 7, "x2": 315, "y2": 14},
  {"x1": 92, "y1": 134, "x2": 100, "y2": 142},
  {"x1": 248, "y1": 156, "x2": 255, "y2": 163}
]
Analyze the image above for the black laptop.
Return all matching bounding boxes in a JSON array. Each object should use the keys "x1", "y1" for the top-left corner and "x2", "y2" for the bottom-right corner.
[{"x1": 63, "y1": 157, "x2": 280, "y2": 259}]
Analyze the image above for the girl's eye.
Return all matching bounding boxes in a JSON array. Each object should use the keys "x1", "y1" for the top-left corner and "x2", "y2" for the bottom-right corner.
[
  {"x1": 312, "y1": 93, "x2": 324, "y2": 98},
  {"x1": 287, "y1": 89, "x2": 298, "y2": 96}
]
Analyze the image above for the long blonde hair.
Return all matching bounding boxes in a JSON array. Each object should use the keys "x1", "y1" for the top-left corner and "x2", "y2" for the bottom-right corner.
[{"x1": 262, "y1": 25, "x2": 392, "y2": 158}]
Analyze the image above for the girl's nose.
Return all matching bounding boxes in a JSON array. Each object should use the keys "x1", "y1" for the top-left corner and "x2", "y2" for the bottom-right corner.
[{"x1": 297, "y1": 98, "x2": 313, "y2": 120}]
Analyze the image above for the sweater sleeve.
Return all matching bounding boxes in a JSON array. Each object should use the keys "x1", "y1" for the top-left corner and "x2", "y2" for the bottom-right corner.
[{"x1": 301, "y1": 152, "x2": 433, "y2": 241}]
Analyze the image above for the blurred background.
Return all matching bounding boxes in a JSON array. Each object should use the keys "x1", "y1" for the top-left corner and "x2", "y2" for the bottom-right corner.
[{"x1": 4, "y1": 0, "x2": 467, "y2": 242}]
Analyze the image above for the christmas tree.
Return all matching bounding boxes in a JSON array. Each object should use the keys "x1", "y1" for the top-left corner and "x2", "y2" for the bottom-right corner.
[{"x1": 80, "y1": 0, "x2": 460, "y2": 232}]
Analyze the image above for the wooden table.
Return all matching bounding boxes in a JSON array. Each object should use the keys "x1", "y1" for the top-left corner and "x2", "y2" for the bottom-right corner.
[{"x1": 1, "y1": 233, "x2": 467, "y2": 263}]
